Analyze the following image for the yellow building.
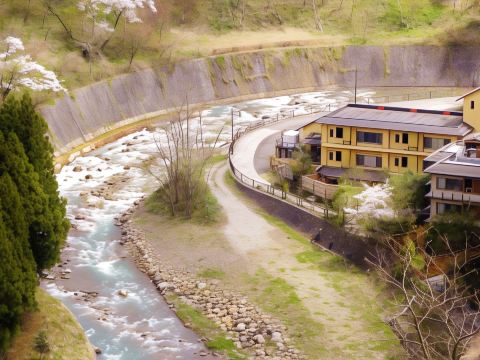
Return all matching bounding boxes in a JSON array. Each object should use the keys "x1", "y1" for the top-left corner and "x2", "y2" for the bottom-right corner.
[
  {"x1": 296, "y1": 104, "x2": 473, "y2": 194},
  {"x1": 457, "y1": 87, "x2": 480, "y2": 133}
]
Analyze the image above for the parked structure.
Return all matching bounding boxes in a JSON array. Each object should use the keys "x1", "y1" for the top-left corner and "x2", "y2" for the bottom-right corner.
[{"x1": 424, "y1": 133, "x2": 480, "y2": 219}]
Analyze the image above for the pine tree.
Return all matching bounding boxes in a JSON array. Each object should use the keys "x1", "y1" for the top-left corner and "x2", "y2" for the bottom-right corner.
[
  {"x1": 0, "y1": 172, "x2": 37, "y2": 353},
  {"x1": 0, "y1": 131, "x2": 59, "y2": 270},
  {"x1": 0, "y1": 95, "x2": 69, "y2": 271},
  {"x1": 33, "y1": 330, "x2": 50, "y2": 359}
]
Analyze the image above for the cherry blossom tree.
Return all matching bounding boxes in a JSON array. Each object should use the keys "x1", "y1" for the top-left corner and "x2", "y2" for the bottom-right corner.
[
  {"x1": 344, "y1": 182, "x2": 394, "y2": 220},
  {"x1": 0, "y1": 37, "x2": 67, "y2": 101},
  {"x1": 77, "y1": 0, "x2": 157, "y2": 50}
]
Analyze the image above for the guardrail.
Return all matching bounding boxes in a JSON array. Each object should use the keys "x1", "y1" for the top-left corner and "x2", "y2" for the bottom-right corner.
[{"x1": 228, "y1": 105, "x2": 334, "y2": 218}]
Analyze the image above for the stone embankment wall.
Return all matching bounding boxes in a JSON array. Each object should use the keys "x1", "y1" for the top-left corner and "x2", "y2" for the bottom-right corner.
[{"x1": 41, "y1": 45, "x2": 480, "y2": 154}]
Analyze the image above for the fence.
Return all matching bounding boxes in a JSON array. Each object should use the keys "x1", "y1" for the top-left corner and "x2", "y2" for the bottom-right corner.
[
  {"x1": 227, "y1": 88, "x2": 465, "y2": 219},
  {"x1": 228, "y1": 104, "x2": 337, "y2": 218}
]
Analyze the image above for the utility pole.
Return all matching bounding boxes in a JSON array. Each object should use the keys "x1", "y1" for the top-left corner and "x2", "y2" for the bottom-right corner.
[
  {"x1": 354, "y1": 66, "x2": 358, "y2": 104},
  {"x1": 231, "y1": 107, "x2": 234, "y2": 143}
]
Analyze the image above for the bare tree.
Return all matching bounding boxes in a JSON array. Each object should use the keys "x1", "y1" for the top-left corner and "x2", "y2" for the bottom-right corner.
[
  {"x1": 312, "y1": 0, "x2": 324, "y2": 32},
  {"x1": 369, "y1": 235, "x2": 480, "y2": 360},
  {"x1": 148, "y1": 98, "x2": 223, "y2": 219}
]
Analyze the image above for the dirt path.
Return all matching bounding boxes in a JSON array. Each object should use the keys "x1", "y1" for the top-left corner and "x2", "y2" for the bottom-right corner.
[{"x1": 208, "y1": 162, "x2": 400, "y2": 359}]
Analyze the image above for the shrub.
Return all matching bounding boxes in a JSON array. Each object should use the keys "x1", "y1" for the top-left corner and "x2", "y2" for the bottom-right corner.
[{"x1": 426, "y1": 212, "x2": 480, "y2": 254}]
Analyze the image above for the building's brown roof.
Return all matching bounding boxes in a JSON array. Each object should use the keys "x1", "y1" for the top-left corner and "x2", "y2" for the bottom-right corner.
[{"x1": 313, "y1": 104, "x2": 472, "y2": 137}]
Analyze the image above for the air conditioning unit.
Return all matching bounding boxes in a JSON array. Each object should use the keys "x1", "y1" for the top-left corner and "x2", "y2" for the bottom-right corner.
[{"x1": 465, "y1": 187, "x2": 473, "y2": 193}]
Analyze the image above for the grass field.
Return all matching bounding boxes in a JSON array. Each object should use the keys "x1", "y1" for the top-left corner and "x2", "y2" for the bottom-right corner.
[{"x1": 6, "y1": 288, "x2": 94, "y2": 360}]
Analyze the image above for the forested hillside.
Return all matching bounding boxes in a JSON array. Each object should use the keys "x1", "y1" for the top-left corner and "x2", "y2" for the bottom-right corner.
[
  {"x1": 0, "y1": 94, "x2": 69, "y2": 354},
  {"x1": 1, "y1": 0, "x2": 480, "y2": 92}
]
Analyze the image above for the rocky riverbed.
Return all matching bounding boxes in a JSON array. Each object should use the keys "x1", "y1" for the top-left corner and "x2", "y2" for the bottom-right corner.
[{"x1": 118, "y1": 200, "x2": 305, "y2": 360}]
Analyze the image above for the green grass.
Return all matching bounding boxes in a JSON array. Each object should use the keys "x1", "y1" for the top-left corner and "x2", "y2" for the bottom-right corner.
[
  {"x1": 244, "y1": 269, "x2": 328, "y2": 357},
  {"x1": 145, "y1": 180, "x2": 223, "y2": 225},
  {"x1": 6, "y1": 288, "x2": 93, "y2": 360},
  {"x1": 207, "y1": 153, "x2": 228, "y2": 165},
  {"x1": 166, "y1": 294, "x2": 246, "y2": 360},
  {"x1": 198, "y1": 267, "x2": 226, "y2": 279}
]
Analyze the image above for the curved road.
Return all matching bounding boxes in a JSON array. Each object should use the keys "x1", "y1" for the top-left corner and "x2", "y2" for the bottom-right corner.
[{"x1": 230, "y1": 113, "x2": 323, "y2": 185}]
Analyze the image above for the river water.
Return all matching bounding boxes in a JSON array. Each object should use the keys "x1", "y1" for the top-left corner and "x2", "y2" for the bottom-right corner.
[{"x1": 43, "y1": 88, "x2": 463, "y2": 359}]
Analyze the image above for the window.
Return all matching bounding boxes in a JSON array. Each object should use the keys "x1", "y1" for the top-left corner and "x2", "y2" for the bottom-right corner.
[
  {"x1": 402, "y1": 133, "x2": 409, "y2": 144},
  {"x1": 471, "y1": 100, "x2": 475, "y2": 110},
  {"x1": 437, "y1": 177, "x2": 463, "y2": 191},
  {"x1": 335, "y1": 127, "x2": 344, "y2": 138},
  {"x1": 329, "y1": 151, "x2": 333, "y2": 161},
  {"x1": 424, "y1": 137, "x2": 450, "y2": 150},
  {"x1": 356, "y1": 154, "x2": 382, "y2": 168},
  {"x1": 395, "y1": 134, "x2": 400, "y2": 143},
  {"x1": 437, "y1": 202, "x2": 462, "y2": 214},
  {"x1": 401, "y1": 157, "x2": 408, "y2": 168},
  {"x1": 394, "y1": 158, "x2": 399, "y2": 167},
  {"x1": 335, "y1": 151, "x2": 342, "y2": 162},
  {"x1": 329, "y1": 129, "x2": 334, "y2": 138},
  {"x1": 357, "y1": 131, "x2": 383, "y2": 144}
]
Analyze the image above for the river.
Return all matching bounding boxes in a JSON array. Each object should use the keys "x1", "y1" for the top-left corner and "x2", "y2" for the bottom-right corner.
[{"x1": 42, "y1": 87, "x2": 463, "y2": 359}]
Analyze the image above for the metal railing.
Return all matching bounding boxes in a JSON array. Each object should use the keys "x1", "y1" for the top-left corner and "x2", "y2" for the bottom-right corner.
[
  {"x1": 228, "y1": 106, "x2": 334, "y2": 218},
  {"x1": 227, "y1": 88, "x2": 466, "y2": 219}
]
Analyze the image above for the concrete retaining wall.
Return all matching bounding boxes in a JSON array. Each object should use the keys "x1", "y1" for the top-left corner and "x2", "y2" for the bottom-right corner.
[{"x1": 41, "y1": 45, "x2": 480, "y2": 153}]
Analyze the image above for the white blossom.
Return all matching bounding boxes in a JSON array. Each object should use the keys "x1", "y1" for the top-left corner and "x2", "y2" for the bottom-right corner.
[
  {"x1": 0, "y1": 37, "x2": 67, "y2": 97},
  {"x1": 344, "y1": 182, "x2": 394, "y2": 220},
  {"x1": 78, "y1": 0, "x2": 157, "y2": 29}
]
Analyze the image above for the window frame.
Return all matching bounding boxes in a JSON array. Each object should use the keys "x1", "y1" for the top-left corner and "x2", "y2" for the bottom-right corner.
[
  {"x1": 335, "y1": 151, "x2": 342, "y2": 162},
  {"x1": 402, "y1": 133, "x2": 409, "y2": 144},
  {"x1": 356, "y1": 154, "x2": 382, "y2": 168},
  {"x1": 357, "y1": 131, "x2": 383, "y2": 145},
  {"x1": 437, "y1": 177, "x2": 463, "y2": 191},
  {"x1": 335, "y1": 127, "x2": 344, "y2": 138},
  {"x1": 401, "y1": 156, "x2": 408, "y2": 168}
]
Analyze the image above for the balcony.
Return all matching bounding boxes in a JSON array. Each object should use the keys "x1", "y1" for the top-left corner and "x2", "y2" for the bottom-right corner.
[
  {"x1": 427, "y1": 190, "x2": 480, "y2": 204},
  {"x1": 301, "y1": 174, "x2": 339, "y2": 200}
]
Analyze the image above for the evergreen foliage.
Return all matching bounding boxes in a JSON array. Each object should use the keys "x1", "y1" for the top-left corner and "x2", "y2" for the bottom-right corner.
[
  {"x1": 0, "y1": 94, "x2": 68, "y2": 354},
  {"x1": 33, "y1": 330, "x2": 50, "y2": 358}
]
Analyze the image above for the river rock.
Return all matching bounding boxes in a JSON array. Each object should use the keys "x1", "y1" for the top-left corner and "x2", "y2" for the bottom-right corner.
[
  {"x1": 236, "y1": 323, "x2": 246, "y2": 332},
  {"x1": 94, "y1": 346, "x2": 102, "y2": 354},
  {"x1": 158, "y1": 282, "x2": 171, "y2": 291},
  {"x1": 73, "y1": 165, "x2": 82, "y2": 172},
  {"x1": 117, "y1": 289, "x2": 128, "y2": 297},
  {"x1": 271, "y1": 331, "x2": 283, "y2": 343},
  {"x1": 253, "y1": 334, "x2": 265, "y2": 344},
  {"x1": 197, "y1": 282, "x2": 207, "y2": 289}
]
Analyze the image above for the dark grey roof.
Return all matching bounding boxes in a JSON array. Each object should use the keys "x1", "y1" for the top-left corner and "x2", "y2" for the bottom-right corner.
[
  {"x1": 317, "y1": 166, "x2": 387, "y2": 182},
  {"x1": 303, "y1": 138, "x2": 321, "y2": 145},
  {"x1": 423, "y1": 151, "x2": 454, "y2": 164},
  {"x1": 313, "y1": 104, "x2": 472, "y2": 136},
  {"x1": 424, "y1": 161, "x2": 480, "y2": 178}
]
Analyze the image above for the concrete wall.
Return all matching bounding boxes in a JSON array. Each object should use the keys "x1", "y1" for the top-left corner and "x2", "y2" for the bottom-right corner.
[{"x1": 41, "y1": 45, "x2": 480, "y2": 154}]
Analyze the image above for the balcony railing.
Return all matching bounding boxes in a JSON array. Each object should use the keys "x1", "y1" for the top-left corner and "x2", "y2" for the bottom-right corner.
[
  {"x1": 428, "y1": 190, "x2": 480, "y2": 204},
  {"x1": 275, "y1": 138, "x2": 299, "y2": 148}
]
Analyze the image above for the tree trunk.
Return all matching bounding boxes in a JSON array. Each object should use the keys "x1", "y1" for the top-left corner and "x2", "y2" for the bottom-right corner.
[{"x1": 312, "y1": 0, "x2": 323, "y2": 32}]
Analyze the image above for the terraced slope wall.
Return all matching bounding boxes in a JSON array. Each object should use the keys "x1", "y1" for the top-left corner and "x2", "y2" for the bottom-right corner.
[{"x1": 41, "y1": 45, "x2": 480, "y2": 153}]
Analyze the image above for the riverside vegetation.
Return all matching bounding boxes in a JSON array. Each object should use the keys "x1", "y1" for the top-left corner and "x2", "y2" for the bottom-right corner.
[{"x1": 0, "y1": 95, "x2": 71, "y2": 356}]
